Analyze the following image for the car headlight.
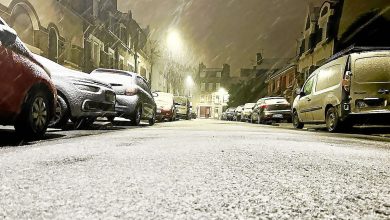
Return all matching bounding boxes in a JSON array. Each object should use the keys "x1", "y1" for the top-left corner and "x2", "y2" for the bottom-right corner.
[{"x1": 74, "y1": 83, "x2": 100, "y2": 92}]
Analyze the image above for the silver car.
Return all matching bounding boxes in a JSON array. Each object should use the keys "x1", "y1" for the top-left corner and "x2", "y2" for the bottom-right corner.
[
  {"x1": 33, "y1": 55, "x2": 116, "y2": 129},
  {"x1": 90, "y1": 69, "x2": 156, "y2": 126}
]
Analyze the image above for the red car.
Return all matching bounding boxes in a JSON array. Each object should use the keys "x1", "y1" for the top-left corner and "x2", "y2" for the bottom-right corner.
[
  {"x1": 0, "y1": 18, "x2": 56, "y2": 139},
  {"x1": 154, "y1": 92, "x2": 176, "y2": 122}
]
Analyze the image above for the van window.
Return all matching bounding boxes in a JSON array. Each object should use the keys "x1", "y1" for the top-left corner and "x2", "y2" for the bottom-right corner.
[
  {"x1": 303, "y1": 76, "x2": 315, "y2": 95},
  {"x1": 316, "y1": 65, "x2": 341, "y2": 91},
  {"x1": 355, "y1": 57, "x2": 390, "y2": 83}
]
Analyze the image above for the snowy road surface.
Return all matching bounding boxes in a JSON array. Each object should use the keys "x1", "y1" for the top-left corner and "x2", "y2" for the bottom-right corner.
[{"x1": 0, "y1": 120, "x2": 389, "y2": 219}]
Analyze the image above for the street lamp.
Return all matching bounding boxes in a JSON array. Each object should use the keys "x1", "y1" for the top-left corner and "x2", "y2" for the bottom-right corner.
[{"x1": 167, "y1": 29, "x2": 183, "y2": 56}]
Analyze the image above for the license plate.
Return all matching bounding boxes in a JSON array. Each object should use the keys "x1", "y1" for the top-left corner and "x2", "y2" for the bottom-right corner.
[{"x1": 273, "y1": 114, "x2": 283, "y2": 118}]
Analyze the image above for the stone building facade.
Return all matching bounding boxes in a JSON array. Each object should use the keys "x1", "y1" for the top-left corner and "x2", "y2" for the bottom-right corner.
[
  {"x1": 297, "y1": 1, "x2": 340, "y2": 80},
  {"x1": 0, "y1": 0, "x2": 151, "y2": 80},
  {"x1": 194, "y1": 63, "x2": 231, "y2": 119}
]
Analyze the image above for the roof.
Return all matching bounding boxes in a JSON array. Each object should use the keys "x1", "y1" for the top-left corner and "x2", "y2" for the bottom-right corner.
[
  {"x1": 255, "y1": 58, "x2": 290, "y2": 70},
  {"x1": 267, "y1": 63, "x2": 297, "y2": 81}
]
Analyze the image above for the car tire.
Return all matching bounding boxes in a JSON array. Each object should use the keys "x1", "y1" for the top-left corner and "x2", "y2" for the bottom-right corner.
[
  {"x1": 326, "y1": 107, "x2": 341, "y2": 133},
  {"x1": 14, "y1": 89, "x2": 51, "y2": 139},
  {"x1": 107, "y1": 116, "x2": 115, "y2": 123},
  {"x1": 293, "y1": 111, "x2": 304, "y2": 129},
  {"x1": 50, "y1": 95, "x2": 70, "y2": 129},
  {"x1": 149, "y1": 111, "x2": 156, "y2": 126},
  {"x1": 131, "y1": 105, "x2": 142, "y2": 126}
]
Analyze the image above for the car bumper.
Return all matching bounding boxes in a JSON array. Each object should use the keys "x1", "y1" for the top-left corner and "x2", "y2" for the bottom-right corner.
[
  {"x1": 115, "y1": 95, "x2": 139, "y2": 118},
  {"x1": 69, "y1": 89, "x2": 116, "y2": 118},
  {"x1": 347, "y1": 112, "x2": 390, "y2": 125},
  {"x1": 156, "y1": 110, "x2": 173, "y2": 120},
  {"x1": 263, "y1": 112, "x2": 292, "y2": 122}
]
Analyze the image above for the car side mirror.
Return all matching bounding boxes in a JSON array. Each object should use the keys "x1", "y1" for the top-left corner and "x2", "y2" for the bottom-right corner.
[{"x1": 0, "y1": 25, "x2": 17, "y2": 47}]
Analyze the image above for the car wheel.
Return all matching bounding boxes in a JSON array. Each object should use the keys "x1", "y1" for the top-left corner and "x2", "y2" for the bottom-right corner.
[
  {"x1": 107, "y1": 116, "x2": 115, "y2": 123},
  {"x1": 293, "y1": 111, "x2": 304, "y2": 129},
  {"x1": 326, "y1": 107, "x2": 341, "y2": 132},
  {"x1": 131, "y1": 105, "x2": 142, "y2": 126},
  {"x1": 149, "y1": 111, "x2": 156, "y2": 126},
  {"x1": 50, "y1": 95, "x2": 70, "y2": 129},
  {"x1": 15, "y1": 90, "x2": 51, "y2": 139}
]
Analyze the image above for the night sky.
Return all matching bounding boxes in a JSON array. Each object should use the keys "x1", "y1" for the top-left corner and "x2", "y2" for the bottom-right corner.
[{"x1": 118, "y1": 0, "x2": 324, "y2": 74}]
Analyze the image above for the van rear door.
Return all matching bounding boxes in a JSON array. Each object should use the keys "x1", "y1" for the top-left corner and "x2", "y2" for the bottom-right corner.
[{"x1": 351, "y1": 53, "x2": 390, "y2": 113}]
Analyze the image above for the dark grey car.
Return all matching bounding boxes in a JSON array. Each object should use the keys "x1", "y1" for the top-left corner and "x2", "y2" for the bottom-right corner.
[
  {"x1": 90, "y1": 69, "x2": 156, "y2": 126},
  {"x1": 251, "y1": 97, "x2": 292, "y2": 124},
  {"x1": 33, "y1": 55, "x2": 116, "y2": 129}
]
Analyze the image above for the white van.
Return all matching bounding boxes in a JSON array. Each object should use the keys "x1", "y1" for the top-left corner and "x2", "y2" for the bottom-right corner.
[{"x1": 293, "y1": 48, "x2": 390, "y2": 132}]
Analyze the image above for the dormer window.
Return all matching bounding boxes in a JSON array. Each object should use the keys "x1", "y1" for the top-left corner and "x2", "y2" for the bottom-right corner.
[{"x1": 321, "y1": 6, "x2": 329, "y2": 17}]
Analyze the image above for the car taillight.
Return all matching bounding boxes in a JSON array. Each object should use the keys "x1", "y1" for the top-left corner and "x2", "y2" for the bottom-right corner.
[
  {"x1": 125, "y1": 87, "x2": 139, "y2": 96},
  {"x1": 260, "y1": 105, "x2": 268, "y2": 109},
  {"x1": 342, "y1": 71, "x2": 352, "y2": 92}
]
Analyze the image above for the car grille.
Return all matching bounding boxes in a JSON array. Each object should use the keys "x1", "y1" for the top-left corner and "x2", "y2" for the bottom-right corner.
[{"x1": 105, "y1": 91, "x2": 116, "y2": 103}]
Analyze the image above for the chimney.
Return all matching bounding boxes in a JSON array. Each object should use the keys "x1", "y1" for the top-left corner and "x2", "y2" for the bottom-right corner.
[{"x1": 256, "y1": 53, "x2": 263, "y2": 65}]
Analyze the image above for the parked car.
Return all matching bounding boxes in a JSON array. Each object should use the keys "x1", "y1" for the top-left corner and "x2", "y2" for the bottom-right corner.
[
  {"x1": 33, "y1": 55, "x2": 116, "y2": 129},
  {"x1": 174, "y1": 96, "x2": 191, "y2": 120},
  {"x1": 191, "y1": 112, "x2": 197, "y2": 119},
  {"x1": 0, "y1": 18, "x2": 56, "y2": 138},
  {"x1": 242, "y1": 103, "x2": 256, "y2": 122},
  {"x1": 154, "y1": 92, "x2": 176, "y2": 122},
  {"x1": 233, "y1": 105, "x2": 244, "y2": 121},
  {"x1": 223, "y1": 107, "x2": 236, "y2": 121},
  {"x1": 90, "y1": 69, "x2": 156, "y2": 126},
  {"x1": 293, "y1": 47, "x2": 390, "y2": 132},
  {"x1": 251, "y1": 97, "x2": 292, "y2": 124}
]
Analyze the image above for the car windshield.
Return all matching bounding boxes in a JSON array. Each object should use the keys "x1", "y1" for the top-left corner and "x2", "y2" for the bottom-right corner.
[{"x1": 174, "y1": 97, "x2": 187, "y2": 104}]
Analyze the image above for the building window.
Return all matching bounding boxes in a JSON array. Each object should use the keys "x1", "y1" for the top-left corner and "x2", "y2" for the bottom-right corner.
[
  {"x1": 216, "y1": 83, "x2": 221, "y2": 91},
  {"x1": 208, "y1": 83, "x2": 214, "y2": 92},
  {"x1": 127, "y1": 61, "x2": 134, "y2": 72},
  {"x1": 321, "y1": 6, "x2": 329, "y2": 17},
  {"x1": 119, "y1": 56, "x2": 124, "y2": 70},
  {"x1": 216, "y1": 72, "x2": 221, "y2": 78},
  {"x1": 119, "y1": 24, "x2": 127, "y2": 43},
  {"x1": 108, "y1": 48, "x2": 115, "y2": 69},
  {"x1": 48, "y1": 27, "x2": 58, "y2": 62},
  {"x1": 200, "y1": 71, "x2": 206, "y2": 78},
  {"x1": 90, "y1": 35, "x2": 103, "y2": 67},
  {"x1": 201, "y1": 83, "x2": 206, "y2": 92}
]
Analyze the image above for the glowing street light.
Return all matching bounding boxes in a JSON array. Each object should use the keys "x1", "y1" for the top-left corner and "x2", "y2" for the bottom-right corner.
[{"x1": 167, "y1": 29, "x2": 183, "y2": 55}]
